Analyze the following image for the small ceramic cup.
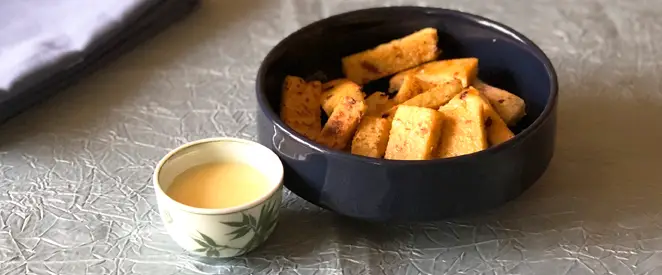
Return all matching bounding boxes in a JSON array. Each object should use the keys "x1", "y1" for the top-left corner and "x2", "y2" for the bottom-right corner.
[{"x1": 153, "y1": 137, "x2": 284, "y2": 258}]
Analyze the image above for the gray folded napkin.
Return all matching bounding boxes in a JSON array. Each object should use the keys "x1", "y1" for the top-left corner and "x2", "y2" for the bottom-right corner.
[{"x1": 0, "y1": 0, "x2": 199, "y2": 123}]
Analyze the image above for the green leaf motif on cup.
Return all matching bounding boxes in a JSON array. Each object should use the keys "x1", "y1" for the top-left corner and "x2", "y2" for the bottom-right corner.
[
  {"x1": 219, "y1": 198, "x2": 280, "y2": 255},
  {"x1": 189, "y1": 198, "x2": 280, "y2": 257},
  {"x1": 191, "y1": 231, "x2": 241, "y2": 258}
]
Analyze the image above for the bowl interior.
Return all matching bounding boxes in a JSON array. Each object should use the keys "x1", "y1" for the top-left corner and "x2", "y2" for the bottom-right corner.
[{"x1": 259, "y1": 7, "x2": 554, "y2": 136}]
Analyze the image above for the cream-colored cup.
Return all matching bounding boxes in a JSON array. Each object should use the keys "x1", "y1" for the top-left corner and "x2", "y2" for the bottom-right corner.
[{"x1": 153, "y1": 137, "x2": 284, "y2": 258}]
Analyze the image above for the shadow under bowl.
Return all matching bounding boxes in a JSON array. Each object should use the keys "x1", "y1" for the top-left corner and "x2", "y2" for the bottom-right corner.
[{"x1": 255, "y1": 6, "x2": 558, "y2": 222}]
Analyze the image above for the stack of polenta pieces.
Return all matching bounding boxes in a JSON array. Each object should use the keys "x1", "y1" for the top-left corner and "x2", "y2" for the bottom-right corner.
[{"x1": 280, "y1": 27, "x2": 526, "y2": 160}]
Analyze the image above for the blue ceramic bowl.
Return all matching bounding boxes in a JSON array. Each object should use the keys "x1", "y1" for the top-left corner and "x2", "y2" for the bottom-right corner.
[{"x1": 255, "y1": 7, "x2": 558, "y2": 222}]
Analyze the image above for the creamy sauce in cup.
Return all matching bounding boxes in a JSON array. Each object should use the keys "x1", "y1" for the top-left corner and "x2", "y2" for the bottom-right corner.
[{"x1": 165, "y1": 162, "x2": 270, "y2": 209}]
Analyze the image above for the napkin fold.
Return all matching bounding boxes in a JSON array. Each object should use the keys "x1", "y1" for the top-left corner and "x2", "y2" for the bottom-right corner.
[{"x1": 0, "y1": 0, "x2": 199, "y2": 123}]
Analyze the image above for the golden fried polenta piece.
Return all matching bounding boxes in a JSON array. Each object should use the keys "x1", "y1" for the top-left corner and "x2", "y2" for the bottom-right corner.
[
  {"x1": 364, "y1": 92, "x2": 394, "y2": 116},
  {"x1": 437, "y1": 91, "x2": 488, "y2": 158},
  {"x1": 388, "y1": 67, "x2": 422, "y2": 93},
  {"x1": 384, "y1": 106, "x2": 444, "y2": 160},
  {"x1": 351, "y1": 116, "x2": 391, "y2": 158},
  {"x1": 389, "y1": 58, "x2": 479, "y2": 91},
  {"x1": 473, "y1": 79, "x2": 526, "y2": 126},
  {"x1": 317, "y1": 96, "x2": 367, "y2": 150},
  {"x1": 483, "y1": 113, "x2": 515, "y2": 146},
  {"x1": 321, "y1": 78, "x2": 345, "y2": 91},
  {"x1": 392, "y1": 74, "x2": 433, "y2": 104},
  {"x1": 342, "y1": 28, "x2": 439, "y2": 85},
  {"x1": 320, "y1": 79, "x2": 365, "y2": 117},
  {"x1": 446, "y1": 87, "x2": 514, "y2": 146},
  {"x1": 280, "y1": 76, "x2": 322, "y2": 140},
  {"x1": 383, "y1": 79, "x2": 463, "y2": 118}
]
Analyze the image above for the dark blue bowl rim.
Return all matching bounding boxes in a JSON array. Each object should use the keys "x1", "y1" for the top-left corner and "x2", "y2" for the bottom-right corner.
[{"x1": 255, "y1": 6, "x2": 559, "y2": 166}]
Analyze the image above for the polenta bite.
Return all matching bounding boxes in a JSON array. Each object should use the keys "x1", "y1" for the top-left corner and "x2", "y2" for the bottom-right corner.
[{"x1": 279, "y1": 27, "x2": 526, "y2": 159}]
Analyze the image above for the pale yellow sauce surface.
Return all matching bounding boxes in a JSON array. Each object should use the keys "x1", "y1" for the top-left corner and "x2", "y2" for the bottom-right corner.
[{"x1": 166, "y1": 162, "x2": 270, "y2": 209}]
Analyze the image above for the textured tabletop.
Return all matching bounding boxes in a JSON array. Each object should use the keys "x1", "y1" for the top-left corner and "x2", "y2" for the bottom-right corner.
[{"x1": 1, "y1": 0, "x2": 661, "y2": 274}]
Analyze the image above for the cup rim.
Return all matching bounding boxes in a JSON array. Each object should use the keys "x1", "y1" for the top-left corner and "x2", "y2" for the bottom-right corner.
[{"x1": 153, "y1": 137, "x2": 284, "y2": 215}]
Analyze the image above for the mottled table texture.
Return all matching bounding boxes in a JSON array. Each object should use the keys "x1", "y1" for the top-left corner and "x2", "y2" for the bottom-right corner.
[{"x1": 1, "y1": 0, "x2": 661, "y2": 274}]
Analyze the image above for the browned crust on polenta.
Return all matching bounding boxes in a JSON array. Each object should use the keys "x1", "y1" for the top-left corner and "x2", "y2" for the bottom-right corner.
[
  {"x1": 317, "y1": 96, "x2": 367, "y2": 150},
  {"x1": 437, "y1": 91, "x2": 488, "y2": 158},
  {"x1": 280, "y1": 76, "x2": 322, "y2": 140},
  {"x1": 453, "y1": 87, "x2": 515, "y2": 146},
  {"x1": 351, "y1": 116, "x2": 391, "y2": 158},
  {"x1": 392, "y1": 75, "x2": 430, "y2": 104},
  {"x1": 342, "y1": 28, "x2": 439, "y2": 85},
  {"x1": 473, "y1": 79, "x2": 526, "y2": 126},
  {"x1": 389, "y1": 58, "x2": 479, "y2": 91},
  {"x1": 320, "y1": 79, "x2": 364, "y2": 116},
  {"x1": 384, "y1": 105, "x2": 444, "y2": 160},
  {"x1": 365, "y1": 92, "x2": 394, "y2": 117},
  {"x1": 384, "y1": 79, "x2": 463, "y2": 118}
]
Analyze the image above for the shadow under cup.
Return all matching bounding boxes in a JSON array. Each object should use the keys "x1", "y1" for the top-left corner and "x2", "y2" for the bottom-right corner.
[{"x1": 153, "y1": 138, "x2": 284, "y2": 258}]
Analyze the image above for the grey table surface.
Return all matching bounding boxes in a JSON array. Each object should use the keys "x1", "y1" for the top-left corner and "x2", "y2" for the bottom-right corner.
[{"x1": 1, "y1": 0, "x2": 661, "y2": 274}]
